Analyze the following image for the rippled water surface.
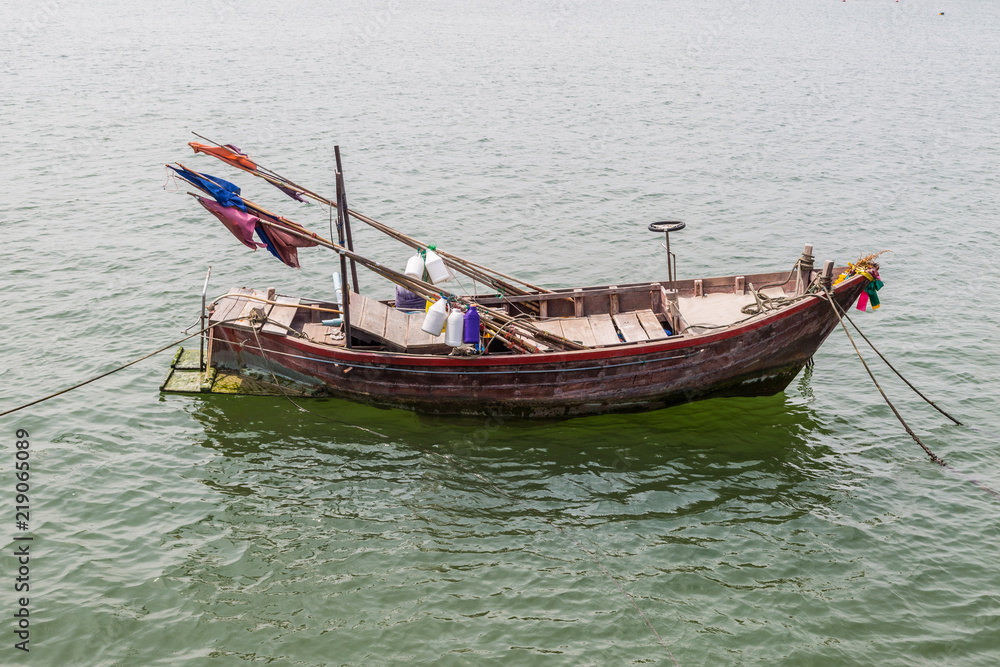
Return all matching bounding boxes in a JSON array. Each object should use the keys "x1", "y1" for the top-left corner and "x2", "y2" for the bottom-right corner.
[{"x1": 2, "y1": 0, "x2": 999, "y2": 664}]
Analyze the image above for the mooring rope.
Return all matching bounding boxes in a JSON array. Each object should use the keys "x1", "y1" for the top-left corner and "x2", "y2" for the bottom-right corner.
[
  {"x1": 823, "y1": 292, "x2": 999, "y2": 499},
  {"x1": 833, "y1": 302, "x2": 962, "y2": 425},
  {"x1": 0, "y1": 317, "x2": 377, "y2": 440},
  {"x1": 4, "y1": 318, "x2": 672, "y2": 655},
  {"x1": 0, "y1": 320, "x2": 241, "y2": 419},
  {"x1": 423, "y1": 449, "x2": 680, "y2": 665},
  {"x1": 824, "y1": 291, "x2": 944, "y2": 463}
]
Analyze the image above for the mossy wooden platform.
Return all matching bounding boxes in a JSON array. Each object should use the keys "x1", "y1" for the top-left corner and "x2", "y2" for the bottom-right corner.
[{"x1": 160, "y1": 347, "x2": 314, "y2": 397}]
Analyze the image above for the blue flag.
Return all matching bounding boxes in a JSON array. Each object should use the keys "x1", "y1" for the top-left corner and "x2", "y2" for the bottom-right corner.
[{"x1": 169, "y1": 166, "x2": 247, "y2": 211}]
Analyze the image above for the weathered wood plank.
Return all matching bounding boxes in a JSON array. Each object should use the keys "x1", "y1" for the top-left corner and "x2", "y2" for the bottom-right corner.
[
  {"x1": 234, "y1": 289, "x2": 271, "y2": 327},
  {"x1": 560, "y1": 317, "x2": 597, "y2": 347},
  {"x1": 589, "y1": 314, "x2": 621, "y2": 346},
  {"x1": 406, "y1": 311, "x2": 447, "y2": 351},
  {"x1": 383, "y1": 307, "x2": 410, "y2": 351},
  {"x1": 636, "y1": 309, "x2": 669, "y2": 340},
  {"x1": 301, "y1": 322, "x2": 345, "y2": 346},
  {"x1": 613, "y1": 312, "x2": 649, "y2": 343},
  {"x1": 530, "y1": 320, "x2": 565, "y2": 352},
  {"x1": 210, "y1": 288, "x2": 253, "y2": 324},
  {"x1": 534, "y1": 319, "x2": 566, "y2": 338},
  {"x1": 359, "y1": 296, "x2": 389, "y2": 340},
  {"x1": 349, "y1": 292, "x2": 366, "y2": 331},
  {"x1": 262, "y1": 296, "x2": 301, "y2": 335}
]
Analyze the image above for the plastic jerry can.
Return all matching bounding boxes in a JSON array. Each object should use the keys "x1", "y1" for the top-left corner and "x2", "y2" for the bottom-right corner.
[
  {"x1": 424, "y1": 248, "x2": 451, "y2": 284},
  {"x1": 404, "y1": 253, "x2": 425, "y2": 280},
  {"x1": 421, "y1": 298, "x2": 448, "y2": 336},
  {"x1": 445, "y1": 308, "x2": 465, "y2": 346}
]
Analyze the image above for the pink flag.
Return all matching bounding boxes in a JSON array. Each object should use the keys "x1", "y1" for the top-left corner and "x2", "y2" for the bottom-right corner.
[
  {"x1": 197, "y1": 196, "x2": 265, "y2": 250},
  {"x1": 255, "y1": 212, "x2": 319, "y2": 269}
]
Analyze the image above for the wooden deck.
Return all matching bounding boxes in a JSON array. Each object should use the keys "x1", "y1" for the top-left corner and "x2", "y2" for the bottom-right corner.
[
  {"x1": 210, "y1": 288, "x2": 302, "y2": 331},
  {"x1": 532, "y1": 308, "x2": 668, "y2": 349},
  {"x1": 348, "y1": 293, "x2": 449, "y2": 353},
  {"x1": 211, "y1": 289, "x2": 672, "y2": 355}
]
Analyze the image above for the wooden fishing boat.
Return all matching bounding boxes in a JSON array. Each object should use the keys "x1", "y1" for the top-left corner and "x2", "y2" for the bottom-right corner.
[
  {"x1": 194, "y1": 258, "x2": 868, "y2": 418},
  {"x1": 162, "y1": 138, "x2": 878, "y2": 417}
]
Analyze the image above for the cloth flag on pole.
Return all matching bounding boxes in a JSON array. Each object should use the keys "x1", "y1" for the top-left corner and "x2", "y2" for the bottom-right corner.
[
  {"x1": 254, "y1": 211, "x2": 319, "y2": 269},
  {"x1": 169, "y1": 166, "x2": 247, "y2": 211},
  {"x1": 188, "y1": 142, "x2": 258, "y2": 171},
  {"x1": 196, "y1": 196, "x2": 265, "y2": 250}
]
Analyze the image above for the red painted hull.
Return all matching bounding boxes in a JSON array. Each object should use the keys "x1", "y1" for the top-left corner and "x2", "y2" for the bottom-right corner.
[{"x1": 210, "y1": 276, "x2": 866, "y2": 417}]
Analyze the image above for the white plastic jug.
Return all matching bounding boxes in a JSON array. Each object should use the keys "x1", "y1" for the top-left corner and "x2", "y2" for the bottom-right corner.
[
  {"x1": 445, "y1": 308, "x2": 465, "y2": 347},
  {"x1": 404, "y1": 253, "x2": 425, "y2": 280},
  {"x1": 421, "y1": 298, "x2": 448, "y2": 336},
  {"x1": 424, "y1": 249, "x2": 451, "y2": 284}
]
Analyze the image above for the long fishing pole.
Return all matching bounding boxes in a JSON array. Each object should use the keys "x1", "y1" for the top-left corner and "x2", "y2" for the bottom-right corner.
[
  {"x1": 247, "y1": 215, "x2": 583, "y2": 353},
  {"x1": 172, "y1": 163, "x2": 583, "y2": 352},
  {"x1": 188, "y1": 132, "x2": 552, "y2": 297}
]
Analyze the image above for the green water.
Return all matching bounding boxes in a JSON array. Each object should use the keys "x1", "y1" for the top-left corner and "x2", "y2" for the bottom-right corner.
[{"x1": 2, "y1": 0, "x2": 999, "y2": 664}]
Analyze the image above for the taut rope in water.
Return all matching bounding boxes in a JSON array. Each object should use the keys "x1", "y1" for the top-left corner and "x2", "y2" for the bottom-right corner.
[
  {"x1": 0, "y1": 321, "x2": 237, "y2": 419},
  {"x1": 0, "y1": 318, "x2": 379, "y2": 438},
  {"x1": 824, "y1": 291, "x2": 999, "y2": 499},
  {"x1": 834, "y1": 303, "x2": 962, "y2": 426}
]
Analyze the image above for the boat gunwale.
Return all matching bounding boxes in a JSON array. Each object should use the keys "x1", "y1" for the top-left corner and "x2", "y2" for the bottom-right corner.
[{"x1": 217, "y1": 273, "x2": 866, "y2": 369}]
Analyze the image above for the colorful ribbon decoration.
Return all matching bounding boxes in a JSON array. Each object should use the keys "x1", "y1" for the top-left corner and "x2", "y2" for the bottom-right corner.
[{"x1": 856, "y1": 270, "x2": 884, "y2": 311}]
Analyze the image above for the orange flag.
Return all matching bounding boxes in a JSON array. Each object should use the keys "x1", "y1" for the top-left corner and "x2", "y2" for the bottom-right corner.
[{"x1": 189, "y1": 142, "x2": 258, "y2": 172}]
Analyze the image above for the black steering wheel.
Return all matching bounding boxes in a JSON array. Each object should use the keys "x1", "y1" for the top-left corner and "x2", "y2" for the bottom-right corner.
[{"x1": 648, "y1": 220, "x2": 686, "y2": 233}]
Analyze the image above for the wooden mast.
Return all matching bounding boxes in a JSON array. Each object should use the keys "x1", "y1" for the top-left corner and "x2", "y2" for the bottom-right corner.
[{"x1": 334, "y1": 146, "x2": 360, "y2": 294}]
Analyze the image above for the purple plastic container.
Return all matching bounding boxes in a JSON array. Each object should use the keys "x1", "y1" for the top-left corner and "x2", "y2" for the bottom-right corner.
[{"x1": 463, "y1": 306, "x2": 480, "y2": 344}]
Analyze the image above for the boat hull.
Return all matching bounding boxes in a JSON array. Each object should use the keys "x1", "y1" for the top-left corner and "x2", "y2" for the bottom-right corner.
[{"x1": 209, "y1": 277, "x2": 866, "y2": 418}]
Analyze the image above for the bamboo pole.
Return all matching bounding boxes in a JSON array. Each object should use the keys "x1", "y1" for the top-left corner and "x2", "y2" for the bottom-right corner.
[
  {"x1": 187, "y1": 132, "x2": 553, "y2": 297},
  {"x1": 176, "y1": 166, "x2": 582, "y2": 352},
  {"x1": 247, "y1": 218, "x2": 583, "y2": 352}
]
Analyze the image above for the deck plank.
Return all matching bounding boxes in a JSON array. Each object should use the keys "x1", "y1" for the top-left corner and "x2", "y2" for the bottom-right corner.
[
  {"x1": 347, "y1": 293, "x2": 366, "y2": 336},
  {"x1": 589, "y1": 315, "x2": 622, "y2": 346},
  {"x1": 235, "y1": 289, "x2": 271, "y2": 325},
  {"x1": 526, "y1": 320, "x2": 564, "y2": 352},
  {"x1": 262, "y1": 296, "x2": 301, "y2": 335},
  {"x1": 613, "y1": 312, "x2": 649, "y2": 343},
  {"x1": 210, "y1": 288, "x2": 253, "y2": 324},
  {"x1": 636, "y1": 309, "x2": 669, "y2": 340},
  {"x1": 534, "y1": 319, "x2": 566, "y2": 338},
  {"x1": 301, "y1": 322, "x2": 345, "y2": 346},
  {"x1": 359, "y1": 297, "x2": 389, "y2": 340},
  {"x1": 559, "y1": 317, "x2": 597, "y2": 347},
  {"x1": 383, "y1": 307, "x2": 410, "y2": 351},
  {"x1": 406, "y1": 311, "x2": 447, "y2": 351}
]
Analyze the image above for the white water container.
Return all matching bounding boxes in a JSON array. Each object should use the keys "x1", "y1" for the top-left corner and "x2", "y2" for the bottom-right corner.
[
  {"x1": 421, "y1": 298, "x2": 448, "y2": 336},
  {"x1": 445, "y1": 308, "x2": 465, "y2": 346},
  {"x1": 404, "y1": 253, "x2": 425, "y2": 280},
  {"x1": 331, "y1": 271, "x2": 343, "y2": 308},
  {"x1": 424, "y1": 249, "x2": 451, "y2": 284}
]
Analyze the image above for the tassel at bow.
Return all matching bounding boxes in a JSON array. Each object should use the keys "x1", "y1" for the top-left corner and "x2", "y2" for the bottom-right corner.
[{"x1": 856, "y1": 270, "x2": 884, "y2": 311}]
